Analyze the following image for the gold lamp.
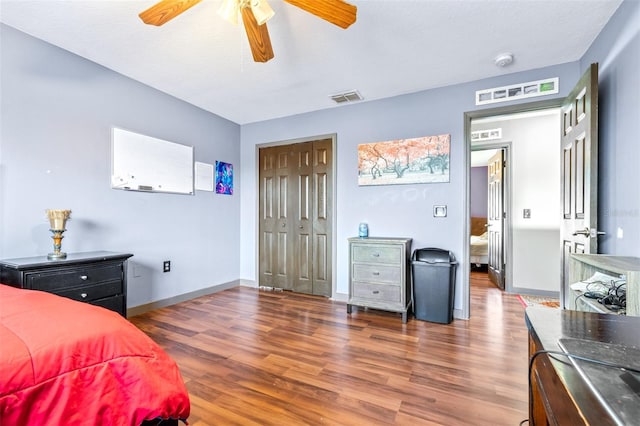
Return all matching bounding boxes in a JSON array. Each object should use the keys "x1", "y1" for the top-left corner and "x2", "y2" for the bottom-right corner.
[{"x1": 46, "y1": 209, "x2": 71, "y2": 260}]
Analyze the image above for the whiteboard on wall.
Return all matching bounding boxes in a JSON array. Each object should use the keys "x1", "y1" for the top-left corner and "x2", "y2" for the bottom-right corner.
[{"x1": 111, "y1": 127, "x2": 194, "y2": 195}]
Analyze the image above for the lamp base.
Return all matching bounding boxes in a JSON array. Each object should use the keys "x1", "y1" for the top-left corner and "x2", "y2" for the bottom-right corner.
[
  {"x1": 47, "y1": 252, "x2": 67, "y2": 260},
  {"x1": 48, "y1": 229, "x2": 67, "y2": 260}
]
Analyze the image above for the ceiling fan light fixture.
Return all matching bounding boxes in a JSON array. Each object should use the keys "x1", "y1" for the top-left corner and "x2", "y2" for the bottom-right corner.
[
  {"x1": 250, "y1": 0, "x2": 275, "y2": 25},
  {"x1": 218, "y1": 0, "x2": 240, "y2": 25}
]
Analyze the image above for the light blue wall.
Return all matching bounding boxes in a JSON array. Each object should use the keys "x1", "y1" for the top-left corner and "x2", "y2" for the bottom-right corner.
[
  {"x1": 580, "y1": 0, "x2": 640, "y2": 257},
  {"x1": 0, "y1": 25, "x2": 242, "y2": 308},
  {"x1": 240, "y1": 63, "x2": 581, "y2": 308},
  {"x1": 470, "y1": 167, "x2": 488, "y2": 218}
]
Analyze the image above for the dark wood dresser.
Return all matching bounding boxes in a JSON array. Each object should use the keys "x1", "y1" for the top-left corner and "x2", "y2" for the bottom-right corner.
[
  {"x1": 0, "y1": 251, "x2": 133, "y2": 317},
  {"x1": 526, "y1": 307, "x2": 640, "y2": 425}
]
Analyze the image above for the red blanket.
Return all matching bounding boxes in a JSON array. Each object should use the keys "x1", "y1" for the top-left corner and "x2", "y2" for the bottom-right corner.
[{"x1": 0, "y1": 284, "x2": 190, "y2": 425}]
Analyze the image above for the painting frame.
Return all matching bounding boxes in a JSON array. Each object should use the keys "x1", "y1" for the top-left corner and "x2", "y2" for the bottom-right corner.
[
  {"x1": 215, "y1": 161, "x2": 233, "y2": 195},
  {"x1": 357, "y1": 134, "x2": 451, "y2": 186}
]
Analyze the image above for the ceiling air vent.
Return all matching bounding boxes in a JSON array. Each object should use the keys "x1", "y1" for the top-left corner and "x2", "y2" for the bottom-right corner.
[{"x1": 330, "y1": 90, "x2": 363, "y2": 104}]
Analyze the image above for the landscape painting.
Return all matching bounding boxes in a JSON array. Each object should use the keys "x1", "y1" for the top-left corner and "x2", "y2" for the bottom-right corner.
[{"x1": 358, "y1": 134, "x2": 451, "y2": 186}]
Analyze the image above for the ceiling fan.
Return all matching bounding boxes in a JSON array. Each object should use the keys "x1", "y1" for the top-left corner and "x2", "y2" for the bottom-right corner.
[{"x1": 139, "y1": 0, "x2": 357, "y2": 63}]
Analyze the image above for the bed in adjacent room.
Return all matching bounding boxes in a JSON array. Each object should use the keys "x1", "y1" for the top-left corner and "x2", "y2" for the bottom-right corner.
[
  {"x1": 0, "y1": 284, "x2": 190, "y2": 425},
  {"x1": 470, "y1": 217, "x2": 488, "y2": 267}
]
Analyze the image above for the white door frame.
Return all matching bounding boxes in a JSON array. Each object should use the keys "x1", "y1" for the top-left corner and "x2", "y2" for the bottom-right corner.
[{"x1": 462, "y1": 99, "x2": 562, "y2": 319}]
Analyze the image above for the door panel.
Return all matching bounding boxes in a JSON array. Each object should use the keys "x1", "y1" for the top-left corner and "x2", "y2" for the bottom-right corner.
[
  {"x1": 292, "y1": 142, "x2": 313, "y2": 294},
  {"x1": 258, "y1": 138, "x2": 332, "y2": 297},
  {"x1": 259, "y1": 145, "x2": 293, "y2": 290},
  {"x1": 560, "y1": 63, "x2": 599, "y2": 308},
  {"x1": 259, "y1": 150, "x2": 276, "y2": 287},
  {"x1": 487, "y1": 150, "x2": 505, "y2": 289},
  {"x1": 312, "y1": 139, "x2": 332, "y2": 296}
]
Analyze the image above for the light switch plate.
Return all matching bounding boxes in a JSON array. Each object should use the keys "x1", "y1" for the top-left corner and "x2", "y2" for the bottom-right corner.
[
  {"x1": 433, "y1": 205, "x2": 447, "y2": 217},
  {"x1": 523, "y1": 209, "x2": 531, "y2": 219}
]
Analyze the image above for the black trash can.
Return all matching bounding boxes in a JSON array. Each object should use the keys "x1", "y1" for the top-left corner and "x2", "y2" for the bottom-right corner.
[{"x1": 411, "y1": 248, "x2": 457, "y2": 323}]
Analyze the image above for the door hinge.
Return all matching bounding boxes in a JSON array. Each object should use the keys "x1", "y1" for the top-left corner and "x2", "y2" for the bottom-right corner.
[{"x1": 503, "y1": 212, "x2": 507, "y2": 219}]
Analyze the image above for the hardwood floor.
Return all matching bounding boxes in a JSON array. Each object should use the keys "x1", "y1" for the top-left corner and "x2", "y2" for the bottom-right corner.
[{"x1": 130, "y1": 271, "x2": 528, "y2": 425}]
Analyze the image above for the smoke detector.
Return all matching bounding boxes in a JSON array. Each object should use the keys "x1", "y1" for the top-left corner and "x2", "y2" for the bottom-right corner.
[{"x1": 494, "y1": 53, "x2": 514, "y2": 67}]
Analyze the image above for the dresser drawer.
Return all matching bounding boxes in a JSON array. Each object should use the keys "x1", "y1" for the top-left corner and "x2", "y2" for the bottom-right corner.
[
  {"x1": 90, "y1": 294, "x2": 125, "y2": 316},
  {"x1": 352, "y1": 244, "x2": 402, "y2": 264},
  {"x1": 352, "y1": 263, "x2": 401, "y2": 284},
  {"x1": 26, "y1": 264, "x2": 122, "y2": 292},
  {"x1": 352, "y1": 282, "x2": 401, "y2": 303},
  {"x1": 52, "y1": 280, "x2": 122, "y2": 302}
]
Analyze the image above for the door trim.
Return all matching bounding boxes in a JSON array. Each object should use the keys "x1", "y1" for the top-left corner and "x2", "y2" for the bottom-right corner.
[
  {"x1": 463, "y1": 99, "x2": 562, "y2": 319},
  {"x1": 255, "y1": 133, "x2": 338, "y2": 298}
]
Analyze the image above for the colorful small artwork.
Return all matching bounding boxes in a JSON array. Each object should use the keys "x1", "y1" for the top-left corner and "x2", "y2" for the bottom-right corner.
[
  {"x1": 358, "y1": 134, "x2": 451, "y2": 186},
  {"x1": 215, "y1": 161, "x2": 233, "y2": 195}
]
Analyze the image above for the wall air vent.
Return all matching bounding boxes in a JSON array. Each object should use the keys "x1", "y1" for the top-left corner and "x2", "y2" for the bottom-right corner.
[{"x1": 330, "y1": 90, "x2": 363, "y2": 104}]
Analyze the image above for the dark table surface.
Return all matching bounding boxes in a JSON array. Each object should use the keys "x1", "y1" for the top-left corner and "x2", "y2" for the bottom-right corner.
[{"x1": 526, "y1": 307, "x2": 640, "y2": 425}]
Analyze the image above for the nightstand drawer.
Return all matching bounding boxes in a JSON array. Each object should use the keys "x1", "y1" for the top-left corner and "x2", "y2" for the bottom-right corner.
[
  {"x1": 90, "y1": 294, "x2": 125, "y2": 316},
  {"x1": 352, "y1": 244, "x2": 401, "y2": 264},
  {"x1": 352, "y1": 264, "x2": 401, "y2": 284},
  {"x1": 53, "y1": 280, "x2": 122, "y2": 302},
  {"x1": 352, "y1": 282, "x2": 401, "y2": 303},
  {"x1": 27, "y1": 264, "x2": 122, "y2": 291}
]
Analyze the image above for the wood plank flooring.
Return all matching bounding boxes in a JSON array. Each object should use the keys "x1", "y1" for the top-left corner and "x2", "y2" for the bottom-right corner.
[{"x1": 130, "y1": 271, "x2": 529, "y2": 425}]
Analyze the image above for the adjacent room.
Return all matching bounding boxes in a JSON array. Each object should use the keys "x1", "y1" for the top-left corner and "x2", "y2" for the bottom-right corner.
[{"x1": 1, "y1": 0, "x2": 639, "y2": 424}]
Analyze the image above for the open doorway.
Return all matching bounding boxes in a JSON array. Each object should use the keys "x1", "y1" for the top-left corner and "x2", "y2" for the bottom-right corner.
[
  {"x1": 470, "y1": 147, "x2": 509, "y2": 290},
  {"x1": 464, "y1": 103, "x2": 563, "y2": 317}
]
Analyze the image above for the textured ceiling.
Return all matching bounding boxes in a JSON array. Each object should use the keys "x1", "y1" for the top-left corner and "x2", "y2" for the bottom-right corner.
[{"x1": 0, "y1": 0, "x2": 623, "y2": 124}]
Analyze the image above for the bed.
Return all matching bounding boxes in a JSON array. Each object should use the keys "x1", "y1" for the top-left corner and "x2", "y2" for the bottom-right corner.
[
  {"x1": 0, "y1": 284, "x2": 190, "y2": 425},
  {"x1": 470, "y1": 217, "x2": 488, "y2": 267}
]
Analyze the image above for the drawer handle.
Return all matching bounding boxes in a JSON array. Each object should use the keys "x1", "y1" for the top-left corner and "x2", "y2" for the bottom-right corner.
[
  {"x1": 80, "y1": 275, "x2": 88, "y2": 280},
  {"x1": 371, "y1": 253, "x2": 380, "y2": 257},
  {"x1": 372, "y1": 290, "x2": 380, "y2": 294},
  {"x1": 372, "y1": 272, "x2": 380, "y2": 276},
  {"x1": 80, "y1": 293, "x2": 88, "y2": 299}
]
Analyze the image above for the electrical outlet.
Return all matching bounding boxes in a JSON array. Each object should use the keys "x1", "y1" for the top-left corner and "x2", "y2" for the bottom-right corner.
[
  {"x1": 163, "y1": 260, "x2": 171, "y2": 273},
  {"x1": 523, "y1": 209, "x2": 531, "y2": 219}
]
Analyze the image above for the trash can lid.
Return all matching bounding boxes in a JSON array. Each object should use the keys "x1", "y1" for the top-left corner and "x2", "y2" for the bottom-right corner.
[{"x1": 411, "y1": 248, "x2": 456, "y2": 263}]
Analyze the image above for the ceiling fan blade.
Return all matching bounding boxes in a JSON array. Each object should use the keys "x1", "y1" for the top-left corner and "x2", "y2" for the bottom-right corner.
[
  {"x1": 241, "y1": 7, "x2": 275, "y2": 63},
  {"x1": 139, "y1": 0, "x2": 203, "y2": 26},
  {"x1": 284, "y1": 0, "x2": 357, "y2": 29}
]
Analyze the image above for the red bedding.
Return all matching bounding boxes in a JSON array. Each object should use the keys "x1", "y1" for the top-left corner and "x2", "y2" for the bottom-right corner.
[{"x1": 0, "y1": 284, "x2": 190, "y2": 425}]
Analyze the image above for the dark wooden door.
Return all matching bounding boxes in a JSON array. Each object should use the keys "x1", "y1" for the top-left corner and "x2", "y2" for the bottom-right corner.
[
  {"x1": 259, "y1": 139, "x2": 332, "y2": 296},
  {"x1": 488, "y1": 149, "x2": 505, "y2": 290},
  {"x1": 259, "y1": 145, "x2": 293, "y2": 290},
  {"x1": 310, "y1": 139, "x2": 332, "y2": 296},
  {"x1": 560, "y1": 63, "x2": 599, "y2": 308},
  {"x1": 291, "y1": 142, "x2": 313, "y2": 294}
]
